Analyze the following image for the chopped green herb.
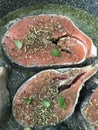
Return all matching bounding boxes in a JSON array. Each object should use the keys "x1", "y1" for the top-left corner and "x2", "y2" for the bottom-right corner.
[
  {"x1": 58, "y1": 96, "x2": 66, "y2": 110},
  {"x1": 40, "y1": 100, "x2": 50, "y2": 108},
  {"x1": 36, "y1": 29, "x2": 45, "y2": 34},
  {"x1": 51, "y1": 49, "x2": 61, "y2": 57},
  {"x1": 24, "y1": 95, "x2": 33, "y2": 105},
  {"x1": 14, "y1": 40, "x2": 22, "y2": 50}
]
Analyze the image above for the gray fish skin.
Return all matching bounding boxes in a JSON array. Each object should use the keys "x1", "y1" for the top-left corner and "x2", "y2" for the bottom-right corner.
[{"x1": 0, "y1": 67, "x2": 10, "y2": 124}]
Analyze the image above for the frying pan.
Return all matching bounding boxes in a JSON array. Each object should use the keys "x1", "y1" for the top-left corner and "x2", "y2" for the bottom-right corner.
[{"x1": 0, "y1": 0, "x2": 98, "y2": 130}]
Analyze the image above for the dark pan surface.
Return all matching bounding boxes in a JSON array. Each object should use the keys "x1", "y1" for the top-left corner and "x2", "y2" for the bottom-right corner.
[
  {"x1": 0, "y1": 0, "x2": 98, "y2": 18},
  {"x1": 0, "y1": 1, "x2": 98, "y2": 130}
]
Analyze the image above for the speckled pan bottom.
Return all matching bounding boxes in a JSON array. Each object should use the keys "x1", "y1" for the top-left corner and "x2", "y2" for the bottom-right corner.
[{"x1": 0, "y1": 3, "x2": 98, "y2": 130}]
